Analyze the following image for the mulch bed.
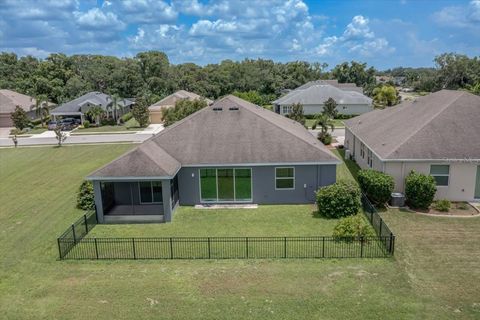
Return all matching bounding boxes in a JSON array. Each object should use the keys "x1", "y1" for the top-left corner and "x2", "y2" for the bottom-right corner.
[{"x1": 414, "y1": 202, "x2": 479, "y2": 217}]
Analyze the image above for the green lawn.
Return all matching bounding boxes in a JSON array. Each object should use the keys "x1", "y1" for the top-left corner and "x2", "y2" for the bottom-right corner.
[
  {"x1": 1, "y1": 145, "x2": 480, "y2": 319},
  {"x1": 76, "y1": 118, "x2": 143, "y2": 133},
  {"x1": 10, "y1": 127, "x2": 48, "y2": 135},
  {"x1": 332, "y1": 148, "x2": 360, "y2": 183}
]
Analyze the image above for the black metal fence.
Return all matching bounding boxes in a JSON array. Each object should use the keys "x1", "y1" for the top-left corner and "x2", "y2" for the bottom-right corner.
[
  {"x1": 57, "y1": 197, "x2": 394, "y2": 260},
  {"x1": 361, "y1": 193, "x2": 395, "y2": 254}
]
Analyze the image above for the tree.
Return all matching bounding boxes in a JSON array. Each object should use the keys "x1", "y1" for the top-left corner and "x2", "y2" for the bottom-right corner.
[
  {"x1": 466, "y1": 82, "x2": 480, "y2": 95},
  {"x1": 331, "y1": 61, "x2": 376, "y2": 87},
  {"x1": 10, "y1": 106, "x2": 30, "y2": 130},
  {"x1": 312, "y1": 113, "x2": 334, "y2": 144},
  {"x1": 286, "y1": 103, "x2": 305, "y2": 125},
  {"x1": 162, "y1": 99, "x2": 208, "y2": 126},
  {"x1": 32, "y1": 94, "x2": 50, "y2": 127},
  {"x1": 323, "y1": 97, "x2": 338, "y2": 118},
  {"x1": 85, "y1": 105, "x2": 104, "y2": 125},
  {"x1": 53, "y1": 125, "x2": 67, "y2": 147},
  {"x1": 132, "y1": 96, "x2": 150, "y2": 127},
  {"x1": 372, "y1": 85, "x2": 399, "y2": 107}
]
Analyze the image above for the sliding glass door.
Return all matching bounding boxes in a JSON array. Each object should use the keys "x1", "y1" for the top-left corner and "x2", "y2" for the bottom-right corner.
[{"x1": 200, "y1": 168, "x2": 252, "y2": 202}]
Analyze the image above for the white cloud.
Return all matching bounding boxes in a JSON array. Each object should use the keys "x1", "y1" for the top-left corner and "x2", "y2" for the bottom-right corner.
[
  {"x1": 432, "y1": 0, "x2": 480, "y2": 30},
  {"x1": 74, "y1": 8, "x2": 125, "y2": 30},
  {"x1": 112, "y1": 0, "x2": 177, "y2": 24}
]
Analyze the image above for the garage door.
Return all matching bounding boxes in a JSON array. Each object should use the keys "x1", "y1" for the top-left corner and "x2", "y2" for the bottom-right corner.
[{"x1": 0, "y1": 114, "x2": 13, "y2": 127}]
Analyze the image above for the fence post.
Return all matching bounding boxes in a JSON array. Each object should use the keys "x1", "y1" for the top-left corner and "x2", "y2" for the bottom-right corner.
[
  {"x1": 57, "y1": 238, "x2": 63, "y2": 259},
  {"x1": 208, "y1": 237, "x2": 211, "y2": 259},
  {"x1": 94, "y1": 238, "x2": 99, "y2": 259},
  {"x1": 84, "y1": 214, "x2": 89, "y2": 234},
  {"x1": 132, "y1": 238, "x2": 136, "y2": 260},
  {"x1": 245, "y1": 237, "x2": 249, "y2": 258},
  {"x1": 360, "y1": 237, "x2": 364, "y2": 258},
  {"x1": 71, "y1": 224, "x2": 76, "y2": 244},
  {"x1": 170, "y1": 237, "x2": 174, "y2": 259},
  {"x1": 284, "y1": 237, "x2": 287, "y2": 258}
]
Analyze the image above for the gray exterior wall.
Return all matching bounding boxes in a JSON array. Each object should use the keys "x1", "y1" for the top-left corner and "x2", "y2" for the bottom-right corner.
[{"x1": 177, "y1": 164, "x2": 337, "y2": 205}]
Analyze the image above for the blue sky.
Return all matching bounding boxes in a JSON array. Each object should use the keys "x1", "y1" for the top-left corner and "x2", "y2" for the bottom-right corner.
[{"x1": 0, "y1": 0, "x2": 479, "y2": 69}]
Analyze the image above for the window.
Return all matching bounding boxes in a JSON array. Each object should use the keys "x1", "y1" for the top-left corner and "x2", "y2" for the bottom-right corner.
[
  {"x1": 367, "y1": 149, "x2": 373, "y2": 168},
  {"x1": 275, "y1": 167, "x2": 295, "y2": 190},
  {"x1": 360, "y1": 142, "x2": 365, "y2": 159},
  {"x1": 430, "y1": 165, "x2": 450, "y2": 186},
  {"x1": 282, "y1": 106, "x2": 292, "y2": 114},
  {"x1": 139, "y1": 181, "x2": 163, "y2": 203},
  {"x1": 200, "y1": 168, "x2": 252, "y2": 202}
]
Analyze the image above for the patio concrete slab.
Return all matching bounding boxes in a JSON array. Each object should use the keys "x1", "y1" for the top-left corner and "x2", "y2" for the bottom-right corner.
[{"x1": 194, "y1": 204, "x2": 258, "y2": 209}]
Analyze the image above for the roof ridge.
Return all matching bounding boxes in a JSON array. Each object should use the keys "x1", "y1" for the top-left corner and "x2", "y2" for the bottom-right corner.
[
  {"x1": 226, "y1": 95, "x2": 338, "y2": 161},
  {"x1": 384, "y1": 91, "x2": 465, "y2": 158},
  {"x1": 140, "y1": 141, "x2": 180, "y2": 169}
]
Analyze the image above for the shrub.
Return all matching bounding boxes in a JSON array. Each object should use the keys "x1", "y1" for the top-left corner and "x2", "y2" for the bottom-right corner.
[
  {"x1": 332, "y1": 214, "x2": 375, "y2": 240},
  {"x1": 76, "y1": 180, "x2": 95, "y2": 210},
  {"x1": 83, "y1": 120, "x2": 90, "y2": 128},
  {"x1": 434, "y1": 199, "x2": 451, "y2": 212},
  {"x1": 317, "y1": 132, "x2": 332, "y2": 145},
  {"x1": 120, "y1": 112, "x2": 133, "y2": 123},
  {"x1": 100, "y1": 118, "x2": 115, "y2": 126},
  {"x1": 358, "y1": 169, "x2": 394, "y2": 205},
  {"x1": 405, "y1": 171, "x2": 436, "y2": 210},
  {"x1": 11, "y1": 106, "x2": 30, "y2": 130},
  {"x1": 457, "y1": 202, "x2": 469, "y2": 210},
  {"x1": 316, "y1": 180, "x2": 361, "y2": 218}
]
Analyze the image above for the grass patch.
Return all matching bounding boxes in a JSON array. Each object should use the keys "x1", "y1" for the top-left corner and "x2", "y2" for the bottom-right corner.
[
  {"x1": 10, "y1": 127, "x2": 48, "y2": 135},
  {"x1": 1, "y1": 145, "x2": 480, "y2": 319},
  {"x1": 332, "y1": 148, "x2": 360, "y2": 183},
  {"x1": 76, "y1": 118, "x2": 144, "y2": 133},
  {"x1": 305, "y1": 118, "x2": 344, "y2": 129}
]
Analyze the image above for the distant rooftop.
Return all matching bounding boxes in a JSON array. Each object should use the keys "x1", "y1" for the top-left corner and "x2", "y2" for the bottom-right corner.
[{"x1": 148, "y1": 90, "x2": 213, "y2": 111}]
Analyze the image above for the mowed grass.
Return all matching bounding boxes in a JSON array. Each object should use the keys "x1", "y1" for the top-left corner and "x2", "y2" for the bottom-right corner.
[{"x1": 1, "y1": 145, "x2": 480, "y2": 319}]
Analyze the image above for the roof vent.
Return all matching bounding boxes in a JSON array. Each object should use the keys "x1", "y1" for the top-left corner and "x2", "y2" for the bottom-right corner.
[
  {"x1": 212, "y1": 107, "x2": 223, "y2": 111},
  {"x1": 229, "y1": 106, "x2": 239, "y2": 111}
]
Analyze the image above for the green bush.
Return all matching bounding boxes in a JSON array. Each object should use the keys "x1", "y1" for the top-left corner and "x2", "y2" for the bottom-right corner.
[
  {"x1": 120, "y1": 112, "x2": 133, "y2": 123},
  {"x1": 76, "y1": 180, "x2": 95, "y2": 210},
  {"x1": 83, "y1": 120, "x2": 90, "y2": 128},
  {"x1": 434, "y1": 199, "x2": 451, "y2": 212},
  {"x1": 317, "y1": 132, "x2": 332, "y2": 145},
  {"x1": 358, "y1": 169, "x2": 394, "y2": 205},
  {"x1": 332, "y1": 214, "x2": 375, "y2": 240},
  {"x1": 316, "y1": 180, "x2": 361, "y2": 218},
  {"x1": 405, "y1": 171, "x2": 436, "y2": 210}
]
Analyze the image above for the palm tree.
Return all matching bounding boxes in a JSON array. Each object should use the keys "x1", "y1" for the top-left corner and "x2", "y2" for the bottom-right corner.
[
  {"x1": 31, "y1": 94, "x2": 49, "y2": 127},
  {"x1": 312, "y1": 113, "x2": 335, "y2": 143},
  {"x1": 86, "y1": 105, "x2": 104, "y2": 126}
]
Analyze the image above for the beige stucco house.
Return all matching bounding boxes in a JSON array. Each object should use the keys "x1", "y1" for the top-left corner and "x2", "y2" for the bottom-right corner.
[
  {"x1": 148, "y1": 90, "x2": 213, "y2": 124},
  {"x1": 344, "y1": 90, "x2": 480, "y2": 201},
  {"x1": 0, "y1": 89, "x2": 54, "y2": 127}
]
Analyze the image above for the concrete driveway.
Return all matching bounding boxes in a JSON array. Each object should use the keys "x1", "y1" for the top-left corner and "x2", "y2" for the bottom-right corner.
[{"x1": 0, "y1": 127, "x2": 13, "y2": 138}]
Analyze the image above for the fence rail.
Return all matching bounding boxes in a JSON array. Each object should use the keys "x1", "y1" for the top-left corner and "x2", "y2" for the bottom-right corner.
[{"x1": 57, "y1": 196, "x2": 394, "y2": 260}]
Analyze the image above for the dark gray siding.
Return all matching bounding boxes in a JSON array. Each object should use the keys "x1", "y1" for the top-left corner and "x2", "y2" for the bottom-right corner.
[{"x1": 177, "y1": 164, "x2": 337, "y2": 205}]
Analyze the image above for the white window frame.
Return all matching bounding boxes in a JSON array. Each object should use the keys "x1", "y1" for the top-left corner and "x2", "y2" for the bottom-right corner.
[
  {"x1": 282, "y1": 106, "x2": 292, "y2": 114},
  {"x1": 430, "y1": 164, "x2": 450, "y2": 187},
  {"x1": 138, "y1": 181, "x2": 163, "y2": 204},
  {"x1": 275, "y1": 167, "x2": 295, "y2": 190},
  {"x1": 198, "y1": 168, "x2": 253, "y2": 203}
]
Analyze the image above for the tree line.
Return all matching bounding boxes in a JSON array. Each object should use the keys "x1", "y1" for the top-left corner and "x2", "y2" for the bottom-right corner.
[{"x1": 0, "y1": 51, "x2": 478, "y2": 107}]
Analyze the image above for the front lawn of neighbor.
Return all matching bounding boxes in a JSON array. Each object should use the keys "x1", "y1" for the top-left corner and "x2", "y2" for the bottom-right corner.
[
  {"x1": 75, "y1": 118, "x2": 143, "y2": 133},
  {"x1": 1, "y1": 145, "x2": 480, "y2": 319}
]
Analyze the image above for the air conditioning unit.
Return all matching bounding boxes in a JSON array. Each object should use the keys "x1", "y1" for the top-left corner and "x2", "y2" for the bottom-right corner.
[{"x1": 344, "y1": 149, "x2": 351, "y2": 160}]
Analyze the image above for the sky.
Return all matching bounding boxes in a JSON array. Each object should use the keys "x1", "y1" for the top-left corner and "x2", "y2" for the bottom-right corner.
[{"x1": 0, "y1": 0, "x2": 479, "y2": 70}]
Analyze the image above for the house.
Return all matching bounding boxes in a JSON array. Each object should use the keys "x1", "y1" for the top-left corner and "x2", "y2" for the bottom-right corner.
[
  {"x1": 273, "y1": 80, "x2": 373, "y2": 116},
  {"x1": 344, "y1": 90, "x2": 480, "y2": 202},
  {"x1": 50, "y1": 92, "x2": 134, "y2": 124},
  {"x1": 148, "y1": 90, "x2": 213, "y2": 124},
  {"x1": 0, "y1": 89, "x2": 53, "y2": 127},
  {"x1": 87, "y1": 95, "x2": 340, "y2": 223}
]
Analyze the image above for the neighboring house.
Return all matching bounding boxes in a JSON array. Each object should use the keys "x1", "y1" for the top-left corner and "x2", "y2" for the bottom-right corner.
[
  {"x1": 273, "y1": 80, "x2": 373, "y2": 116},
  {"x1": 148, "y1": 90, "x2": 213, "y2": 124},
  {"x1": 50, "y1": 92, "x2": 134, "y2": 123},
  {"x1": 344, "y1": 90, "x2": 480, "y2": 202},
  {"x1": 0, "y1": 89, "x2": 54, "y2": 127},
  {"x1": 88, "y1": 95, "x2": 340, "y2": 223}
]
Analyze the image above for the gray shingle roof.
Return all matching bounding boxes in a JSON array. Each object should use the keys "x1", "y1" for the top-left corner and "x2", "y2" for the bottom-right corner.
[
  {"x1": 51, "y1": 92, "x2": 134, "y2": 115},
  {"x1": 148, "y1": 90, "x2": 213, "y2": 111},
  {"x1": 0, "y1": 89, "x2": 54, "y2": 113},
  {"x1": 297, "y1": 80, "x2": 363, "y2": 93},
  {"x1": 345, "y1": 90, "x2": 480, "y2": 160},
  {"x1": 89, "y1": 95, "x2": 339, "y2": 179},
  {"x1": 273, "y1": 84, "x2": 372, "y2": 106}
]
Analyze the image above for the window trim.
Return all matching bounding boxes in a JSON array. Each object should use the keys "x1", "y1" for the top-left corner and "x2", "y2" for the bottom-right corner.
[
  {"x1": 138, "y1": 181, "x2": 163, "y2": 204},
  {"x1": 367, "y1": 149, "x2": 373, "y2": 168},
  {"x1": 360, "y1": 142, "x2": 365, "y2": 159},
  {"x1": 282, "y1": 106, "x2": 292, "y2": 114},
  {"x1": 199, "y1": 168, "x2": 253, "y2": 203},
  {"x1": 430, "y1": 164, "x2": 450, "y2": 187},
  {"x1": 275, "y1": 167, "x2": 295, "y2": 190}
]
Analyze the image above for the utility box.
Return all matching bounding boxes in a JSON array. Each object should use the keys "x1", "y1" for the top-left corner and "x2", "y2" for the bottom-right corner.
[{"x1": 390, "y1": 192, "x2": 405, "y2": 207}]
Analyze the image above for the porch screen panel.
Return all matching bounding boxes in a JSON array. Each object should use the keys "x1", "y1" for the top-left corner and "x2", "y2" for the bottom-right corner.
[
  {"x1": 139, "y1": 182, "x2": 152, "y2": 203},
  {"x1": 235, "y1": 169, "x2": 252, "y2": 201},
  {"x1": 200, "y1": 169, "x2": 217, "y2": 201},
  {"x1": 152, "y1": 181, "x2": 163, "y2": 203},
  {"x1": 217, "y1": 168, "x2": 234, "y2": 201}
]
